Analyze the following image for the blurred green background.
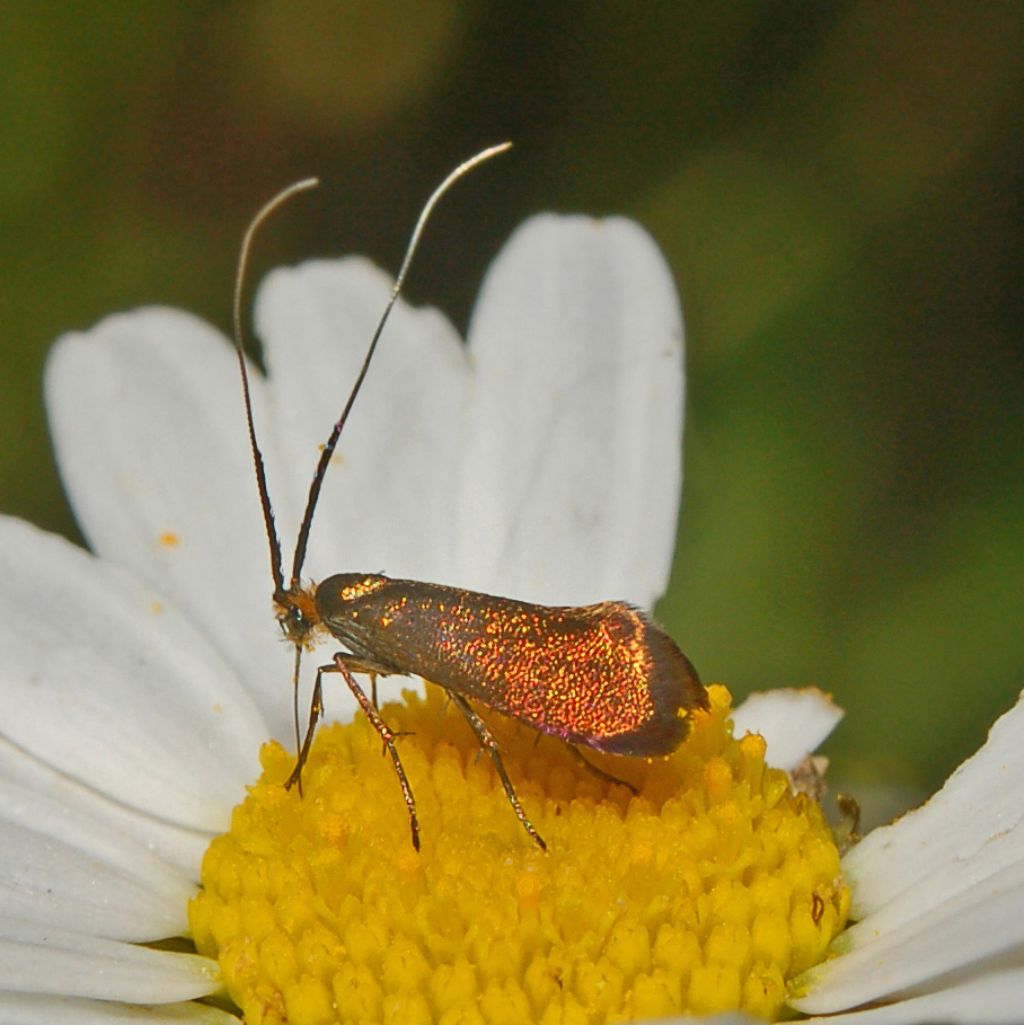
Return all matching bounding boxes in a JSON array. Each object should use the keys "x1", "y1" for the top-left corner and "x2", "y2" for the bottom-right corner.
[{"x1": 2, "y1": 3, "x2": 1021, "y2": 824}]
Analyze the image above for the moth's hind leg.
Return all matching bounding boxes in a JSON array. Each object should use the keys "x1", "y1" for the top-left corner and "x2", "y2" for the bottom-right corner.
[
  {"x1": 448, "y1": 692, "x2": 547, "y2": 851},
  {"x1": 563, "y1": 743, "x2": 639, "y2": 795}
]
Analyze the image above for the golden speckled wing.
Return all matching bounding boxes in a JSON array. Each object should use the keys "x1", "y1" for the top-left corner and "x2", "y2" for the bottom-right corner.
[{"x1": 316, "y1": 574, "x2": 707, "y2": 755}]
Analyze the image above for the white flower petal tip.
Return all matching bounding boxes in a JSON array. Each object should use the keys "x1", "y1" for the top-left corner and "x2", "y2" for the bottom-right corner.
[
  {"x1": 253, "y1": 256, "x2": 469, "y2": 588},
  {"x1": 730, "y1": 687, "x2": 844, "y2": 771},
  {"x1": 791, "y1": 689, "x2": 1024, "y2": 1016},
  {"x1": 456, "y1": 214, "x2": 685, "y2": 608},
  {"x1": 45, "y1": 308, "x2": 291, "y2": 737},
  {"x1": 0, "y1": 923, "x2": 219, "y2": 1004},
  {"x1": 842, "y1": 686, "x2": 1024, "y2": 918}
]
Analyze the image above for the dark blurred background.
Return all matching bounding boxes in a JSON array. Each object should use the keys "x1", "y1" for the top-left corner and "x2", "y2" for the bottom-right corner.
[{"x1": 2, "y1": 3, "x2": 1021, "y2": 824}]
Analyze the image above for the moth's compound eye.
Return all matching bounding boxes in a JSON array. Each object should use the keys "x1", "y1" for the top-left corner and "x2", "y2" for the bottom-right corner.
[{"x1": 278, "y1": 603, "x2": 309, "y2": 644}]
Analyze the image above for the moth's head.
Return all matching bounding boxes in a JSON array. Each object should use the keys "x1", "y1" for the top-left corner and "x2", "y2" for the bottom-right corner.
[{"x1": 274, "y1": 584, "x2": 323, "y2": 649}]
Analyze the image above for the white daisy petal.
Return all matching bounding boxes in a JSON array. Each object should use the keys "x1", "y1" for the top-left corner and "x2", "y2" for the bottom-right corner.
[
  {"x1": 793, "y1": 857, "x2": 1024, "y2": 1012},
  {"x1": 836, "y1": 806, "x2": 1024, "y2": 944},
  {"x1": 730, "y1": 688, "x2": 844, "y2": 770},
  {"x1": 1, "y1": 994, "x2": 238, "y2": 1025},
  {"x1": 793, "y1": 690, "x2": 1024, "y2": 1014},
  {"x1": 0, "y1": 738, "x2": 208, "y2": 878},
  {"x1": 0, "y1": 515, "x2": 265, "y2": 831},
  {"x1": 2, "y1": 826, "x2": 180, "y2": 941},
  {"x1": 455, "y1": 215, "x2": 684, "y2": 607},
  {"x1": 0, "y1": 924, "x2": 218, "y2": 1003},
  {"x1": 0, "y1": 781, "x2": 193, "y2": 939},
  {"x1": 45, "y1": 309, "x2": 291, "y2": 736},
  {"x1": 255, "y1": 259, "x2": 469, "y2": 586},
  {"x1": 843, "y1": 687, "x2": 1024, "y2": 917},
  {"x1": 798, "y1": 968, "x2": 1024, "y2": 1024}
]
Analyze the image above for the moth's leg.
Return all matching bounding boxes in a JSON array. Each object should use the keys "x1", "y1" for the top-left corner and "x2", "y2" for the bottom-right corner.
[
  {"x1": 564, "y1": 743, "x2": 638, "y2": 795},
  {"x1": 334, "y1": 653, "x2": 395, "y2": 677},
  {"x1": 448, "y1": 691, "x2": 546, "y2": 851},
  {"x1": 285, "y1": 653, "x2": 420, "y2": 850},
  {"x1": 290, "y1": 645, "x2": 304, "y2": 790},
  {"x1": 285, "y1": 661, "x2": 325, "y2": 795},
  {"x1": 334, "y1": 652, "x2": 420, "y2": 851}
]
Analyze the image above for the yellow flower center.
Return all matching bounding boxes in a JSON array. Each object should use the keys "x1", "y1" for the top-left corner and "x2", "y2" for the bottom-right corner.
[{"x1": 189, "y1": 684, "x2": 848, "y2": 1023}]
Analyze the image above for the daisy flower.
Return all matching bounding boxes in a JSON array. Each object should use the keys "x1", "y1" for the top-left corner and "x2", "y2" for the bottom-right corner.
[{"x1": 1, "y1": 208, "x2": 1021, "y2": 1025}]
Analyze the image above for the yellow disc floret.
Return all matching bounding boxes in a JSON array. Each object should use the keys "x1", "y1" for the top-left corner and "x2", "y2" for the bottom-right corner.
[{"x1": 190, "y1": 685, "x2": 848, "y2": 1023}]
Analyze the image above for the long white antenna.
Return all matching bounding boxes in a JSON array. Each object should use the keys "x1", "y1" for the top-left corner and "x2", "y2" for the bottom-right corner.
[
  {"x1": 287, "y1": 142, "x2": 513, "y2": 586},
  {"x1": 233, "y1": 176, "x2": 320, "y2": 592}
]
